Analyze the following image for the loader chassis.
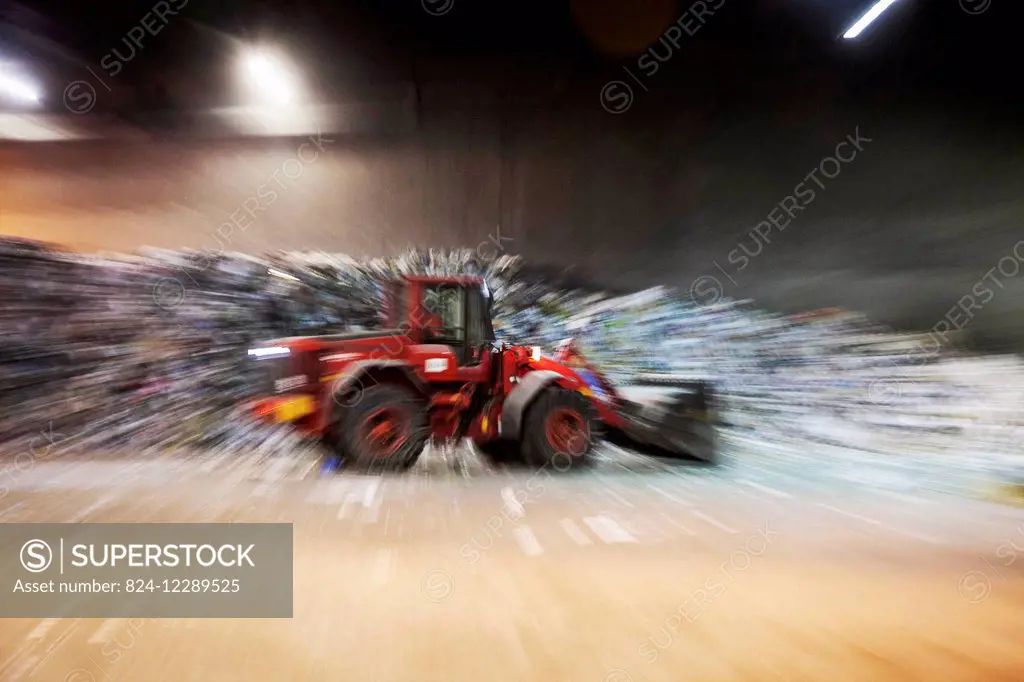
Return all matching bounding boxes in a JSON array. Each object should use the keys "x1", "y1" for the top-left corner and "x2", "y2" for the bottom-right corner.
[{"x1": 247, "y1": 275, "x2": 715, "y2": 469}]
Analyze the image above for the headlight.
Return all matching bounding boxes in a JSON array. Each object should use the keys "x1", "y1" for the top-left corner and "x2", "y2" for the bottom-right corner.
[
  {"x1": 248, "y1": 346, "x2": 290, "y2": 358},
  {"x1": 531, "y1": 346, "x2": 542, "y2": 361}
]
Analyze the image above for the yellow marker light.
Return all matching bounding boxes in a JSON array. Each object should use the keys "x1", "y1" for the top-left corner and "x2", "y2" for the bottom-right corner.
[{"x1": 275, "y1": 395, "x2": 316, "y2": 423}]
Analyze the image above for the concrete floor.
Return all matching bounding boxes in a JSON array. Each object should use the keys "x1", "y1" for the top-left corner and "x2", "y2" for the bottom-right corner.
[{"x1": 1, "y1": 443, "x2": 1023, "y2": 681}]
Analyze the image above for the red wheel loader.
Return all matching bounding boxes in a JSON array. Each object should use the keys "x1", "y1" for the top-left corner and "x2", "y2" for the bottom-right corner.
[{"x1": 246, "y1": 275, "x2": 716, "y2": 470}]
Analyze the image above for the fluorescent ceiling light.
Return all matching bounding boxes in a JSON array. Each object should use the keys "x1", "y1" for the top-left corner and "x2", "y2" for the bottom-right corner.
[
  {"x1": 0, "y1": 113, "x2": 81, "y2": 141},
  {"x1": 210, "y1": 104, "x2": 322, "y2": 137},
  {"x1": 242, "y1": 49, "x2": 300, "y2": 104},
  {"x1": 843, "y1": 0, "x2": 903, "y2": 39},
  {"x1": 0, "y1": 71, "x2": 40, "y2": 103}
]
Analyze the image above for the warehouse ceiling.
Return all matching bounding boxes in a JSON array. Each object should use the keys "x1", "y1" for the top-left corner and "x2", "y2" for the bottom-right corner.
[
  {"x1": 2, "y1": 0, "x2": 1023, "y2": 347},
  {"x1": 0, "y1": 1, "x2": 1018, "y2": 140}
]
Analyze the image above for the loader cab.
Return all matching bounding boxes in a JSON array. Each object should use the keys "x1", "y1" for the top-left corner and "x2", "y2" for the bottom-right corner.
[{"x1": 401, "y1": 276, "x2": 495, "y2": 367}]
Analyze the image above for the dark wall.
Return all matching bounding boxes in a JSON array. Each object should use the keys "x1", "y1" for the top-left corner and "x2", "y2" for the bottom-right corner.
[{"x1": 2, "y1": 83, "x2": 1023, "y2": 348}]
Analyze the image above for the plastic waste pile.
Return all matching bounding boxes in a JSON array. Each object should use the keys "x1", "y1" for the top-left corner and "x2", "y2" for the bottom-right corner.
[
  {"x1": 1, "y1": 236, "x2": 1023, "y2": 478},
  {"x1": 483, "y1": 274, "x2": 1024, "y2": 474},
  {"x1": 0, "y1": 240, "x2": 525, "y2": 456}
]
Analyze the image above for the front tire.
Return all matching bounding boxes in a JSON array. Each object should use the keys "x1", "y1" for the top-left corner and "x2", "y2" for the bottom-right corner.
[
  {"x1": 475, "y1": 439, "x2": 521, "y2": 464},
  {"x1": 333, "y1": 384, "x2": 428, "y2": 471},
  {"x1": 521, "y1": 387, "x2": 600, "y2": 469}
]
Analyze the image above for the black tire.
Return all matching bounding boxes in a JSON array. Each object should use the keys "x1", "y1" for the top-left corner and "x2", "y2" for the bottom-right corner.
[
  {"x1": 332, "y1": 383, "x2": 428, "y2": 471},
  {"x1": 476, "y1": 439, "x2": 521, "y2": 463},
  {"x1": 521, "y1": 387, "x2": 600, "y2": 469}
]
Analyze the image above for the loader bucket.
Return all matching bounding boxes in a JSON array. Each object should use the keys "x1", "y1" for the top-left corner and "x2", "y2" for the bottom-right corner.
[{"x1": 611, "y1": 377, "x2": 718, "y2": 463}]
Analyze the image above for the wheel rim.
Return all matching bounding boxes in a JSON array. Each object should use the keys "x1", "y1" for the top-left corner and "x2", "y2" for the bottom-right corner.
[
  {"x1": 544, "y1": 408, "x2": 589, "y2": 456},
  {"x1": 360, "y1": 407, "x2": 409, "y2": 459}
]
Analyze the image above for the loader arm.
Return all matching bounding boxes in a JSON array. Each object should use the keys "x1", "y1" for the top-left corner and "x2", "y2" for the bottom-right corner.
[
  {"x1": 553, "y1": 339, "x2": 717, "y2": 463},
  {"x1": 552, "y1": 342, "x2": 623, "y2": 404}
]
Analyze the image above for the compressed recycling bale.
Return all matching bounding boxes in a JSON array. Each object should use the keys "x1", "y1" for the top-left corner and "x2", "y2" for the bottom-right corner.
[{"x1": 2, "y1": 236, "x2": 1024, "y2": 478}]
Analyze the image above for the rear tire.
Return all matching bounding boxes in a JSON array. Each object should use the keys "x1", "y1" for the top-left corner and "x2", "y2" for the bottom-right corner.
[
  {"x1": 332, "y1": 384, "x2": 428, "y2": 471},
  {"x1": 521, "y1": 387, "x2": 600, "y2": 469}
]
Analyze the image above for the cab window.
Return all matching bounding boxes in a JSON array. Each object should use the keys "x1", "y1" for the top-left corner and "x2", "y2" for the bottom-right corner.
[{"x1": 423, "y1": 284, "x2": 465, "y2": 345}]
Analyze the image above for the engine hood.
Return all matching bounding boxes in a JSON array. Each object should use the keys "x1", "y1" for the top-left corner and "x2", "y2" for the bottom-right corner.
[{"x1": 527, "y1": 355, "x2": 585, "y2": 384}]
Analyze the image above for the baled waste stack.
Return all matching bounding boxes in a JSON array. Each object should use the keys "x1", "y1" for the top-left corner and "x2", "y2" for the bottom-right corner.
[{"x1": 0, "y1": 236, "x2": 1022, "y2": 478}]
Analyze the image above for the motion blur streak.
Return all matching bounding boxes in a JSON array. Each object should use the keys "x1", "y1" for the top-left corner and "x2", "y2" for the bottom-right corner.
[{"x1": 1, "y1": 0, "x2": 1024, "y2": 680}]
